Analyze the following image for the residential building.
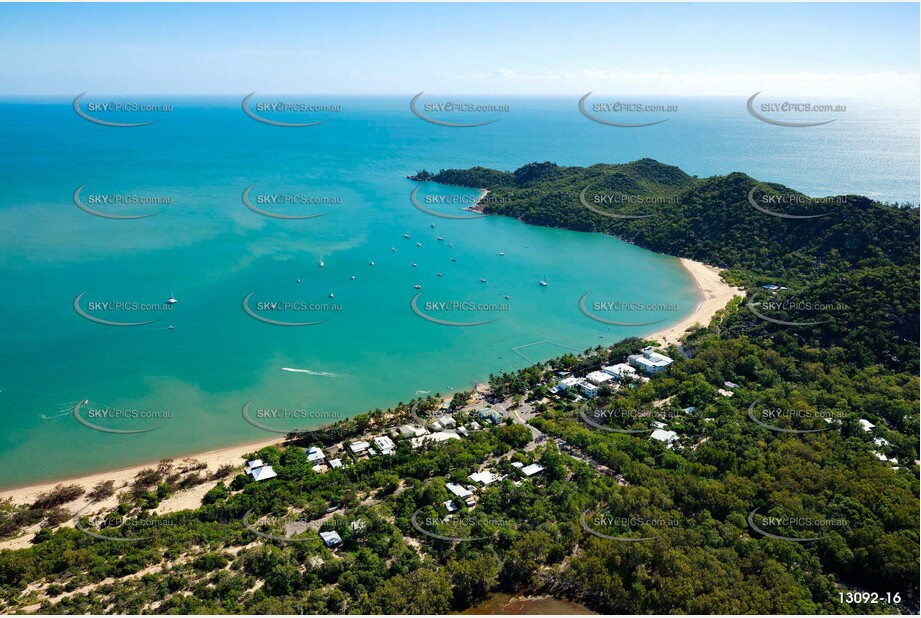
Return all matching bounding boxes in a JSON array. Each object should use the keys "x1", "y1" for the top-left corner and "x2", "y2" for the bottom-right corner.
[
  {"x1": 603, "y1": 363, "x2": 638, "y2": 380},
  {"x1": 398, "y1": 424, "x2": 428, "y2": 439},
  {"x1": 305, "y1": 447, "x2": 326, "y2": 464},
  {"x1": 628, "y1": 348, "x2": 674, "y2": 375},
  {"x1": 469, "y1": 471, "x2": 500, "y2": 487},
  {"x1": 319, "y1": 531, "x2": 342, "y2": 547},
  {"x1": 245, "y1": 459, "x2": 278, "y2": 482},
  {"x1": 410, "y1": 430, "x2": 461, "y2": 449},
  {"x1": 586, "y1": 371, "x2": 614, "y2": 386},
  {"x1": 349, "y1": 440, "x2": 371, "y2": 456},
  {"x1": 579, "y1": 380, "x2": 599, "y2": 398},
  {"x1": 373, "y1": 436, "x2": 396, "y2": 454},
  {"x1": 446, "y1": 482, "x2": 476, "y2": 507},
  {"x1": 651, "y1": 429, "x2": 678, "y2": 447},
  {"x1": 552, "y1": 376, "x2": 581, "y2": 394},
  {"x1": 520, "y1": 463, "x2": 545, "y2": 477}
]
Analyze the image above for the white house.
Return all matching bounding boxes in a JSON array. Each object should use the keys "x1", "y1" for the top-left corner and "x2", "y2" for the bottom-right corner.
[
  {"x1": 399, "y1": 424, "x2": 428, "y2": 439},
  {"x1": 436, "y1": 415, "x2": 457, "y2": 428},
  {"x1": 586, "y1": 371, "x2": 614, "y2": 386},
  {"x1": 328, "y1": 458, "x2": 344, "y2": 469},
  {"x1": 858, "y1": 419, "x2": 875, "y2": 432},
  {"x1": 628, "y1": 349, "x2": 674, "y2": 375},
  {"x1": 319, "y1": 531, "x2": 342, "y2": 547},
  {"x1": 410, "y1": 430, "x2": 461, "y2": 449},
  {"x1": 553, "y1": 376, "x2": 581, "y2": 393},
  {"x1": 446, "y1": 482, "x2": 476, "y2": 507},
  {"x1": 579, "y1": 380, "x2": 599, "y2": 398},
  {"x1": 245, "y1": 459, "x2": 278, "y2": 482},
  {"x1": 373, "y1": 436, "x2": 396, "y2": 454},
  {"x1": 469, "y1": 471, "x2": 500, "y2": 487},
  {"x1": 603, "y1": 363, "x2": 637, "y2": 380},
  {"x1": 650, "y1": 429, "x2": 678, "y2": 447},
  {"x1": 520, "y1": 463, "x2": 545, "y2": 477},
  {"x1": 305, "y1": 447, "x2": 326, "y2": 464},
  {"x1": 349, "y1": 440, "x2": 371, "y2": 456}
]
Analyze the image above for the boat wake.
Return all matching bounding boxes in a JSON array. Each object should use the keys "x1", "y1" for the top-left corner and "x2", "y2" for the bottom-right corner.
[{"x1": 281, "y1": 367, "x2": 343, "y2": 378}]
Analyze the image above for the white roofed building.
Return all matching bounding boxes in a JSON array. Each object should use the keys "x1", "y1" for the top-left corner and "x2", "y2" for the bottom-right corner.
[
  {"x1": 305, "y1": 447, "x2": 326, "y2": 464},
  {"x1": 319, "y1": 531, "x2": 342, "y2": 547},
  {"x1": 411, "y1": 430, "x2": 461, "y2": 449},
  {"x1": 651, "y1": 429, "x2": 678, "y2": 448},
  {"x1": 469, "y1": 471, "x2": 500, "y2": 487},
  {"x1": 373, "y1": 436, "x2": 396, "y2": 454},
  {"x1": 245, "y1": 459, "x2": 278, "y2": 481},
  {"x1": 586, "y1": 371, "x2": 614, "y2": 386},
  {"x1": 603, "y1": 363, "x2": 638, "y2": 380},
  {"x1": 349, "y1": 440, "x2": 371, "y2": 456},
  {"x1": 520, "y1": 463, "x2": 545, "y2": 477},
  {"x1": 628, "y1": 349, "x2": 674, "y2": 375}
]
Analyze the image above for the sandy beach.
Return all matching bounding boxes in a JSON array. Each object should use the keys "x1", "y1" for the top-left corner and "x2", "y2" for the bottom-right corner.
[
  {"x1": 647, "y1": 258, "x2": 744, "y2": 347},
  {"x1": 1, "y1": 258, "x2": 740, "y2": 527},
  {"x1": 0, "y1": 436, "x2": 286, "y2": 549}
]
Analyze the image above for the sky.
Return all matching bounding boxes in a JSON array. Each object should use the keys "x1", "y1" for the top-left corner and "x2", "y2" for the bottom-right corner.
[{"x1": 0, "y1": 3, "x2": 918, "y2": 101}]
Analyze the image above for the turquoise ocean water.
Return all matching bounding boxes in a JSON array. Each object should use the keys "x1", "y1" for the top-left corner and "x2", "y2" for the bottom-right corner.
[{"x1": 0, "y1": 95, "x2": 917, "y2": 488}]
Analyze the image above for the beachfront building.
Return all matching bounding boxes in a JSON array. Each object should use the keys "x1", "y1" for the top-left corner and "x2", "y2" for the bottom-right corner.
[
  {"x1": 586, "y1": 371, "x2": 615, "y2": 386},
  {"x1": 551, "y1": 376, "x2": 581, "y2": 394},
  {"x1": 305, "y1": 447, "x2": 326, "y2": 465},
  {"x1": 373, "y1": 435, "x2": 396, "y2": 455},
  {"x1": 603, "y1": 363, "x2": 638, "y2": 381},
  {"x1": 628, "y1": 349, "x2": 674, "y2": 375},
  {"x1": 398, "y1": 424, "x2": 428, "y2": 439},
  {"x1": 411, "y1": 430, "x2": 461, "y2": 449},
  {"x1": 245, "y1": 459, "x2": 278, "y2": 482},
  {"x1": 349, "y1": 440, "x2": 371, "y2": 457}
]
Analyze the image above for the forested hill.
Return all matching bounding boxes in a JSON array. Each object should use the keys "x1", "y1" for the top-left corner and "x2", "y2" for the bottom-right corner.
[{"x1": 410, "y1": 160, "x2": 920, "y2": 372}]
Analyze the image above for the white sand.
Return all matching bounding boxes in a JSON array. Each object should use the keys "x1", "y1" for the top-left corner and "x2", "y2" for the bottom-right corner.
[{"x1": 646, "y1": 258, "x2": 744, "y2": 347}]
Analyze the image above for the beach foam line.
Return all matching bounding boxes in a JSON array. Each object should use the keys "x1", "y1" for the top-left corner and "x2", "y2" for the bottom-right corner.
[{"x1": 281, "y1": 367, "x2": 342, "y2": 377}]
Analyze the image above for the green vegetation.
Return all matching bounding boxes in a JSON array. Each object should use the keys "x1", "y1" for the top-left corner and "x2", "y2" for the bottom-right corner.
[
  {"x1": 414, "y1": 159, "x2": 919, "y2": 371},
  {"x1": 0, "y1": 160, "x2": 916, "y2": 615}
]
